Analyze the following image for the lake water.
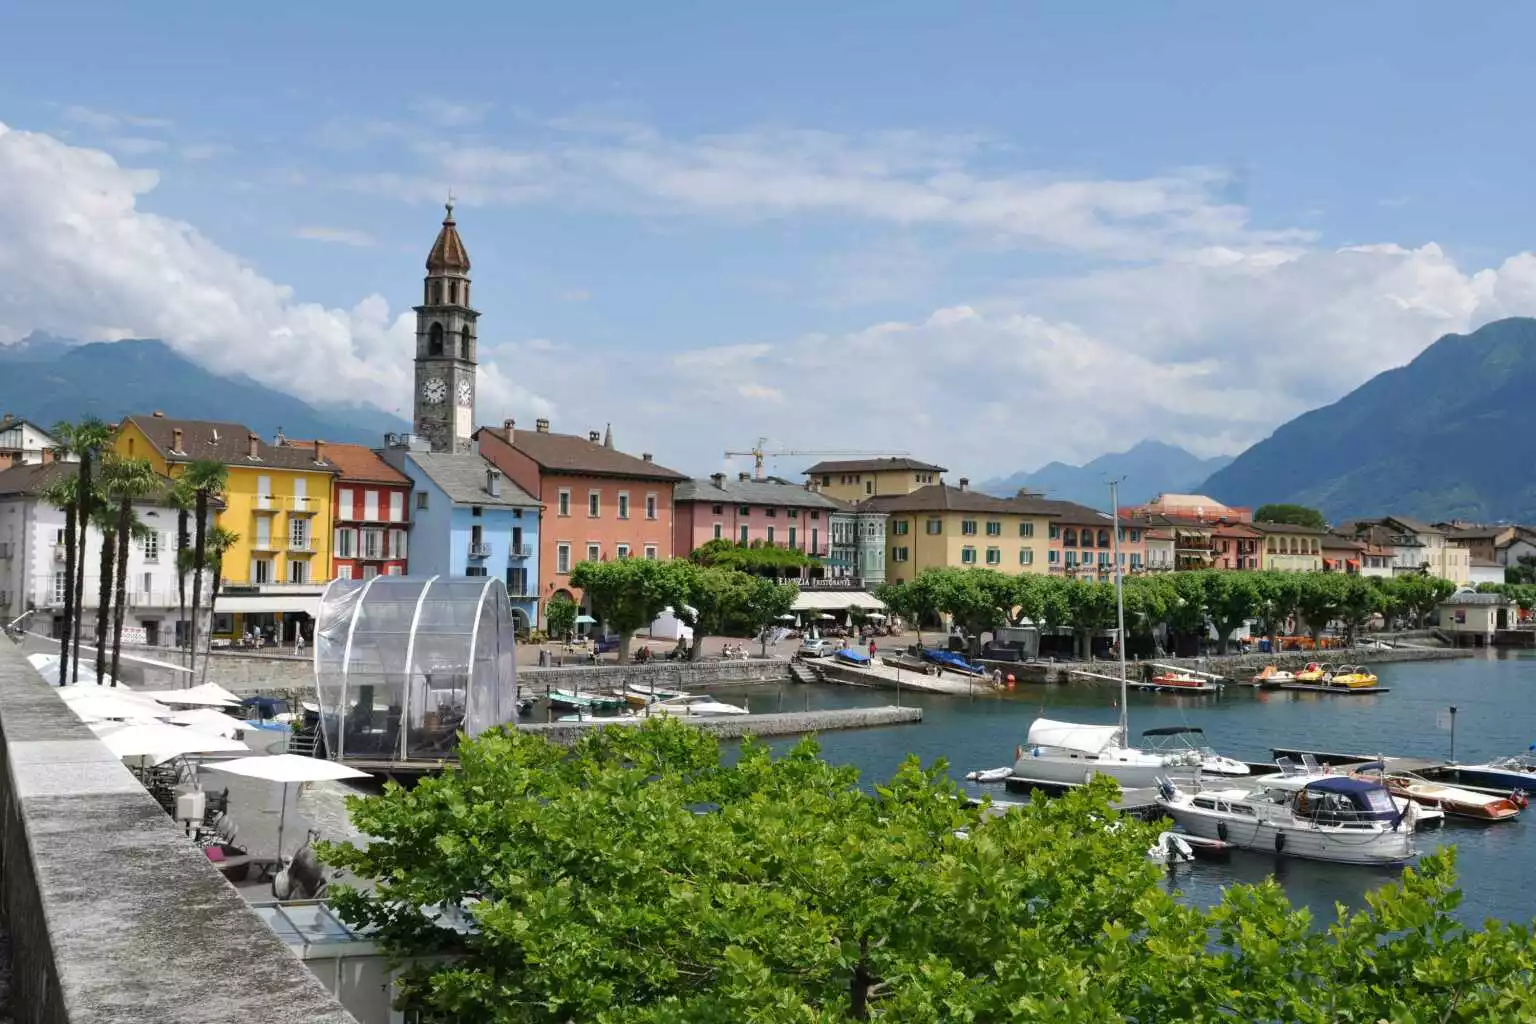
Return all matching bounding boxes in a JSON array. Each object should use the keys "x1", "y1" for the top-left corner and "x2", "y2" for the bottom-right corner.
[{"x1": 708, "y1": 650, "x2": 1536, "y2": 927}]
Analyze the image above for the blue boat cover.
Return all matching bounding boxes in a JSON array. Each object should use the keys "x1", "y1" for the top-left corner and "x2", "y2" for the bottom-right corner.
[
  {"x1": 835, "y1": 649, "x2": 871, "y2": 664},
  {"x1": 1304, "y1": 776, "x2": 1382, "y2": 796}
]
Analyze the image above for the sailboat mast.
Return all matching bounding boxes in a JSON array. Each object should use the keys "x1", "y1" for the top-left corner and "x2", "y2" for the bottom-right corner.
[{"x1": 1110, "y1": 479, "x2": 1129, "y2": 743}]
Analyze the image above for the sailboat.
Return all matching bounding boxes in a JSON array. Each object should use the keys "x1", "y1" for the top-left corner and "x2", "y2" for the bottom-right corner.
[{"x1": 1013, "y1": 481, "x2": 1171, "y2": 788}]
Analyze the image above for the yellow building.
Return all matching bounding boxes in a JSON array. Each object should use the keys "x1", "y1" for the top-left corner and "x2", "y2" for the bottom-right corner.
[
  {"x1": 803, "y1": 456, "x2": 946, "y2": 504},
  {"x1": 857, "y1": 479, "x2": 1055, "y2": 583},
  {"x1": 1253, "y1": 521, "x2": 1326, "y2": 572},
  {"x1": 114, "y1": 414, "x2": 339, "y2": 641}
]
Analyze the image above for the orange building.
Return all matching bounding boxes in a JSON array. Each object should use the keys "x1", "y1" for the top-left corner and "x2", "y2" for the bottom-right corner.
[{"x1": 477, "y1": 419, "x2": 687, "y2": 623}]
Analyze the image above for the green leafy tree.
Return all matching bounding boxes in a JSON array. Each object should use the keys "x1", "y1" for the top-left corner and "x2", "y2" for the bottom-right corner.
[
  {"x1": 1507, "y1": 554, "x2": 1536, "y2": 585},
  {"x1": 59, "y1": 417, "x2": 111, "y2": 682},
  {"x1": 324, "y1": 720, "x2": 1536, "y2": 1023},
  {"x1": 689, "y1": 538, "x2": 817, "y2": 576},
  {"x1": 1336, "y1": 574, "x2": 1383, "y2": 645},
  {"x1": 39, "y1": 472, "x2": 80, "y2": 685},
  {"x1": 103, "y1": 456, "x2": 161, "y2": 684},
  {"x1": 1294, "y1": 570, "x2": 1346, "y2": 646},
  {"x1": 931, "y1": 568, "x2": 1015, "y2": 657},
  {"x1": 1254, "y1": 570, "x2": 1303, "y2": 647},
  {"x1": 196, "y1": 525, "x2": 240, "y2": 685},
  {"x1": 1202, "y1": 569, "x2": 1261, "y2": 653},
  {"x1": 544, "y1": 595, "x2": 578, "y2": 641},
  {"x1": 659, "y1": 561, "x2": 747, "y2": 661},
  {"x1": 87, "y1": 493, "x2": 116, "y2": 682},
  {"x1": 1009, "y1": 572, "x2": 1048, "y2": 626},
  {"x1": 1254, "y1": 503, "x2": 1327, "y2": 529},
  {"x1": 570, "y1": 557, "x2": 676, "y2": 662},
  {"x1": 1388, "y1": 573, "x2": 1458, "y2": 628},
  {"x1": 737, "y1": 574, "x2": 798, "y2": 656},
  {"x1": 1162, "y1": 571, "x2": 1209, "y2": 651},
  {"x1": 875, "y1": 573, "x2": 943, "y2": 636},
  {"x1": 1062, "y1": 578, "x2": 1118, "y2": 658},
  {"x1": 167, "y1": 477, "x2": 195, "y2": 657}
]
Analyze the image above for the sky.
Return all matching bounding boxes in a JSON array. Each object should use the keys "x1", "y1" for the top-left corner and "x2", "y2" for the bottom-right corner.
[{"x1": 5, "y1": 2, "x2": 1536, "y2": 481}]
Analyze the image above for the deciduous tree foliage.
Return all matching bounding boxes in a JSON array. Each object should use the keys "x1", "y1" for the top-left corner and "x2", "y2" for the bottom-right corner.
[
  {"x1": 570, "y1": 558, "x2": 676, "y2": 662},
  {"x1": 325, "y1": 720, "x2": 1536, "y2": 1023},
  {"x1": 1254, "y1": 503, "x2": 1328, "y2": 529},
  {"x1": 545, "y1": 595, "x2": 579, "y2": 640}
]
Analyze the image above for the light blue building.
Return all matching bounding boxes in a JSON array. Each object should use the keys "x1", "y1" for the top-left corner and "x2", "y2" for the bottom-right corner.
[{"x1": 380, "y1": 443, "x2": 543, "y2": 630}]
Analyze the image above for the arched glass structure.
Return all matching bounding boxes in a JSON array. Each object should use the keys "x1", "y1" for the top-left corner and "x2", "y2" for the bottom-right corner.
[{"x1": 312, "y1": 576, "x2": 518, "y2": 763}]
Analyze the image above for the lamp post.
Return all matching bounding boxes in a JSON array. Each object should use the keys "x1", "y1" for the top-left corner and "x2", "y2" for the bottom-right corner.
[{"x1": 1449, "y1": 705, "x2": 1458, "y2": 763}]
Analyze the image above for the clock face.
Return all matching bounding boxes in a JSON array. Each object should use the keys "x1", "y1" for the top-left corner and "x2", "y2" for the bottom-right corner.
[
  {"x1": 456, "y1": 379, "x2": 474, "y2": 407},
  {"x1": 421, "y1": 377, "x2": 447, "y2": 404}
]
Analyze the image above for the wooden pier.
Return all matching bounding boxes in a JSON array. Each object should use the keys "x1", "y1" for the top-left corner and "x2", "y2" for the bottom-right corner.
[{"x1": 1244, "y1": 682, "x2": 1392, "y2": 695}]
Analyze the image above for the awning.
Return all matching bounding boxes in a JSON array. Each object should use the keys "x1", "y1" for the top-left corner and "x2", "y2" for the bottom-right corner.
[
  {"x1": 1347, "y1": 559, "x2": 1360, "y2": 569},
  {"x1": 214, "y1": 595, "x2": 321, "y2": 616},
  {"x1": 790, "y1": 591, "x2": 886, "y2": 613}
]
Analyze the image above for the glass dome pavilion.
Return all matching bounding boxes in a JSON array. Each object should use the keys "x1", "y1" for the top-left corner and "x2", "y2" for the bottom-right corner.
[{"x1": 312, "y1": 576, "x2": 519, "y2": 763}]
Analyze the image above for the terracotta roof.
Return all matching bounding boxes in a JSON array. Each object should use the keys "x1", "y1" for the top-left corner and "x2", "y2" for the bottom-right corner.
[
  {"x1": 479, "y1": 426, "x2": 687, "y2": 482},
  {"x1": 122, "y1": 415, "x2": 338, "y2": 474},
  {"x1": 276, "y1": 440, "x2": 409, "y2": 486},
  {"x1": 1322, "y1": 534, "x2": 1368, "y2": 550},
  {"x1": 0, "y1": 461, "x2": 74, "y2": 497},
  {"x1": 676, "y1": 476, "x2": 843, "y2": 510},
  {"x1": 1029, "y1": 498, "x2": 1113, "y2": 526},
  {"x1": 855, "y1": 484, "x2": 1060, "y2": 516},
  {"x1": 426, "y1": 203, "x2": 470, "y2": 273},
  {"x1": 802, "y1": 456, "x2": 947, "y2": 475}
]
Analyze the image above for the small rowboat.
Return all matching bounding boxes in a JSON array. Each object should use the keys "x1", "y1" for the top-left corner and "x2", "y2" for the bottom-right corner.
[
  {"x1": 1150, "y1": 671, "x2": 1218, "y2": 692},
  {"x1": 1326, "y1": 665, "x2": 1380, "y2": 689},
  {"x1": 1295, "y1": 662, "x2": 1329, "y2": 683},
  {"x1": 1251, "y1": 665, "x2": 1296, "y2": 688},
  {"x1": 1382, "y1": 773, "x2": 1525, "y2": 821}
]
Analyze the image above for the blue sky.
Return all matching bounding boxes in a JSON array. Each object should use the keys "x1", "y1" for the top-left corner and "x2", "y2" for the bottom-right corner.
[{"x1": 4, "y1": 2, "x2": 1536, "y2": 478}]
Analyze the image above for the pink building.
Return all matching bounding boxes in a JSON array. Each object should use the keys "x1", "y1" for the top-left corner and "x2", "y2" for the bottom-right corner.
[
  {"x1": 1034, "y1": 497, "x2": 1150, "y2": 577},
  {"x1": 674, "y1": 473, "x2": 842, "y2": 557}
]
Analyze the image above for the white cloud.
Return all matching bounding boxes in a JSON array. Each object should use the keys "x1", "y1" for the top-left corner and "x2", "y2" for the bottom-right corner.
[
  {"x1": 6, "y1": 120, "x2": 1536, "y2": 483},
  {"x1": 293, "y1": 226, "x2": 377, "y2": 247}
]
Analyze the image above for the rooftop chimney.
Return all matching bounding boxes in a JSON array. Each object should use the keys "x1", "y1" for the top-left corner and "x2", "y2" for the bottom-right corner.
[
  {"x1": 172, "y1": 427, "x2": 184, "y2": 452},
  {"x1": 535, "y1": 418, "x2": 550, "y2": 433},
  {"x1": 603, "y1": 423, "x2": 613, "y2": 449},
  {"x1": 247, "y1": 433, "x2": 260, "y2": 459},
  {"x1": 502, "y1": 418, "x2": 515, "y2": 443},
  {"x1": 487, "y1": 467, "x2": 502, "y2": 497},
  {"x1": 738, "y1": 472, "x2": 750, "y2": 482},
  {"x1": 211, "y1": 429, "x2": 220, "y2": 443},
  {"x1": 152, "y1": 411, "x2": 165, "y2": 418},
  {"x1": 959, "y1": 477, "x2": 969, "y2": 491},
  {"x1": 642, "y1": 452, "x2": 652, "y2": 462},
  {"x1": 710, "y1": 472, "x2": 726, "y2": 487},
  {"x1": 314, "y1": 439, "x2": 326, "y2": 464},
  {"x1": 588, "y1": 430, "x2": 601, "y2": 443}
]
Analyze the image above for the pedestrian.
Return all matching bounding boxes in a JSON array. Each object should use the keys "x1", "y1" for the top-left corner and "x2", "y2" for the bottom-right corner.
[{"x1": 869, "y1": 639, "x2": 877, "y2": 659}]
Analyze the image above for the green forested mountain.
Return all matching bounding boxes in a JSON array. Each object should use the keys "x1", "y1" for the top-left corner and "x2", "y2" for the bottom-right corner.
[{"x1": 1201, "y1": 317, "x2": 1536, "y2": 522}]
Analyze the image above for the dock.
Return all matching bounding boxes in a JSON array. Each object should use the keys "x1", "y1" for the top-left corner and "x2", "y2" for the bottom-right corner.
[
  {"x1": 1270, "y1": 746, "x2": 1446, "y2": 774},
  {"x1": 1245, "y1": 682, "x2": 1392, "y2": 695},
  {"x1": 1068, "y1": 667, "x2": 1220, "y2": 695},
  {"x1": 1002, "y1": 774, "x2": 1166, "y2": 818},
  {"x1": 518, "y1": 704, "x2": 924, "y2": 744}
]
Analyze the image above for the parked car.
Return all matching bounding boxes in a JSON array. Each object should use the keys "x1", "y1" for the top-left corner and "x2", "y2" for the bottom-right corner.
[{"x1": 798, "y1": 638, "x2": 834, "y2": 658}]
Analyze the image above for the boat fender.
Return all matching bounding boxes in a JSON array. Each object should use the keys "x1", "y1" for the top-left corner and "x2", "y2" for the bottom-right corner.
[
  {"x1": 1217, "y1": 821, "x2": 1228, "y2": 842},
  {"x1": 1015, "y1": 745, "x2": 1024, "y2": 762},
  {"x1": 1084, "y1": 771, "x2": 1096, "y2": 786},
  {"x1": 1513, "y1": 790, "x2": 1530, "y2": 810},
  {"x1": 1274, "y1": 833, "x2": 1286, "y2": 854}
]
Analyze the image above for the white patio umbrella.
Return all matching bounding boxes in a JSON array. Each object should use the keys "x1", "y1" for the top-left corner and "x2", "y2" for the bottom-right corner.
[
  {"x1": 865, "y1": 612, "x2": 887, "y2": 620},
  {"x1": 168, "y1": 707, "x2": 246, "y2": 738},
  {"x1": 92, "y1": 721, "x2": 249, "y2": 764},
  {"x1": 141, "y1": 683, "x2": 242, "y2": 707},
  {"x1": 574, "y1": 614, "x2": 597, "y2": 625},
  {"x1": 60, "y1": 691, "x2": 169, "y2": 724},
  {"x1": 201, "y1": 754, "x2": 370, "y2": 856}
]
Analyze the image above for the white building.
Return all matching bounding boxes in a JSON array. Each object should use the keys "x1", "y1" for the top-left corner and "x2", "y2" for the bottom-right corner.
[
  {"x1": 0, "y1": 416, "x2": 59, "y2": 470},
  {"x1": 0, "y1": 462, "x2": 211, "y2": 648}
]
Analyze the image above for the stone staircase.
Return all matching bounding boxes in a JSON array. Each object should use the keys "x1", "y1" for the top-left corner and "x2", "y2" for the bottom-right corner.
[{"x1": 789, "y1": 660, "x2": 822, "y2": 685}]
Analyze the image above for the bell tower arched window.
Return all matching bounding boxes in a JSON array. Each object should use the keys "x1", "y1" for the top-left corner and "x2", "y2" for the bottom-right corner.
[
  {"x1": 449, "y1": 280, "x2": 459, "y2": 305},
  {"x1": 432, "y1": 281, "x2": 443, "y2": 305},
  {"x1": 429, "y1": 322, "x2": 444, "y2": 356},
  {"x1": 461, "y1": 328, "x2": 472, "y2": 359}
]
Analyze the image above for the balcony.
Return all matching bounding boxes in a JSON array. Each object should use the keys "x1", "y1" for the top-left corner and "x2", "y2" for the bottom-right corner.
[
  {"x1": 284, "y1": 496, "x2": 320, "y2": 515},
  {"x1": 468, "y1": 541, "x2": 492, "y2": 559},
  {"x1": 507, "y1": 544, "x2": 533, "y2": 559},
  {"x1": 250, "y1": 538, "x2": 280, "y2": 552},
  {"x1": 53, "y1": 546, "x2": 66, "y2": 563},
  {"x1": 287, "y1": 538, "x2": 315, "y2": 554},
  {"x1": 507, "y1": 590, "x2": 539, "y2": 601}
]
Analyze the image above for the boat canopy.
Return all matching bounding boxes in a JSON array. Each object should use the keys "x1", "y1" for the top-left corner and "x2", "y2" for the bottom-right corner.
[
  {"x1": 1027, "y1": 718, "x2": 1121, "y2": 755},
  {"x1": 1299, "y1": 776, "x2": 1398, "y2": 821},
  {"x1": 1141, "y1": 726, "x2": 1205, "y2": 737}
]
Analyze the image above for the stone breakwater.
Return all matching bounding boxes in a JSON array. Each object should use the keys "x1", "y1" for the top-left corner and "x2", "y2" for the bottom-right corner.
[
  {"x1": 517, "y1": 705, "x2": 922, "y2": 744},
  {"x1": 520, "y1": 658, "x2": 793, "y2": 693}
]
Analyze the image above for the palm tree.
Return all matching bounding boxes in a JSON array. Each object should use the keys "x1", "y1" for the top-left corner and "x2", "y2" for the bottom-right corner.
[
  {"x1": 197, "y1": 526, "x2": 240, "y2": 686},
  {"x1": 106, "y1": 457, "x2": 161, "y2": 686},
  {"x1": 183, "y1": 459, "x2": 229, "y2": 683},
  {"x1": 90, "y1": 496, "x2": 117, "y2": 683},
  {"x1": 64, "y1": 418, "x2": 111, "y2": 683},
  {"x1": 167, "y1": 477, "x2": 195, "y2": 663},
  {"x1": 39, "y1": 473, "x2": 79, "y2": 685}
]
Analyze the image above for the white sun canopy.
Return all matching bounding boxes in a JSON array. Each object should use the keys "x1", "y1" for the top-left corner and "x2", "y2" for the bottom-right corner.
[
  {"x1": 1026, "y1": 718, "x2": 1122, "y2": 755},
  {"x1": 790, "y1": 591, "x2": 886, "y2": 613}
]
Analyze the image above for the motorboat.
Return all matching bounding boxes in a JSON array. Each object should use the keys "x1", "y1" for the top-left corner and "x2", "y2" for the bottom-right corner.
[
  {"x1": 1250, "y1": 665, "x2": 1295, "y2": 687},
  {"x1": 920, "y1": 648, "x2": 985, "y2": 676},
  {"x1": 1326, "y1": 665, "x2": 1379, "y2": 689},
  {"x1": 1295, "y1": 662, "x2": 1330, "y2": 683},
  {"x1": 1147, "y1": 832, "x2": 1196, "y2": 865},
  {"x1": 643, "y1": 694, "x2": 749, "y2": 717},
  {"x1": 965, "y1": 766, "x2": 1013, "y2": 783},
  {"x1": 1141, "y1": 726, "x2": 1250, "y2": 776},
  {"x1": 556, "y1": 711, "x2": 639, "y2": 723},
  {"x1": 548, "y1": 690, "x2": 626, "y2": 712},
  {"x1": 619, "y1": 687, "x2": 686, "y2": 708},
  {"x1": 834, "y1": 648, "x2": 872, "y2": 667},
  {"x1": 1149, "y1": 670, "x2": 1214, "y2": 691},
  {"x1": 1379, "y1": 772, "x2": 1525, "y2": 822},
  {"x1": 1447, "y1": 751, "x2": 1536, "y2": 792},
  {"x1": 1156, "y1": 774, "x2": 1418, "y2": 865},
  {"x1": 1013, "y1": 718, "x2": 1171, "y2": 788}
]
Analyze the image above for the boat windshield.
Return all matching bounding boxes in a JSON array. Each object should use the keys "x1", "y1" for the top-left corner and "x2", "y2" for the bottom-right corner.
[
  {"x1": 1489, "y1": 754, "x2": 1536, "y2": 772},
  {"x1": 1296, "y1": 778, "x2": 1399, "y2": 822}
]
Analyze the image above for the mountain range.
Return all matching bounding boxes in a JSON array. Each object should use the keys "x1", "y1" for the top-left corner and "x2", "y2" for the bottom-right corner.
[
  {"x1": 0, "y1": 334, "x2": 407, "y2": 445},
  {"x1": 1200, "y1": 317, "x2": 1536, "y2": 522},
  {"x1": 980, "y1": 441, "x2": 1234, "y2": 508}
]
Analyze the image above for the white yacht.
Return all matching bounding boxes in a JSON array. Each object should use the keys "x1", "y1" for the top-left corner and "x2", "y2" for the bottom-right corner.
[
  {"x1": 1013, "y1": 718, "x2": 1171, "y2": 788},
  {"x1": 1446, "y1": 752, "x2": 1536, "y2": 792},
  {"x1": 1156, "y1": 773, "x2": 1418, "y2": 865},
  {"x1": 1141, "y1": 726, "x2": 1250, "y2": 776},
  {"x1": 643, "y1": 694, "x2": 749, "y2": 717}
]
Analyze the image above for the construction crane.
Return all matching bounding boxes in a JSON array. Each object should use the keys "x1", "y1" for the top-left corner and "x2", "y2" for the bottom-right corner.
[{"x1": 724, "y1": 437, "x2": 911, "y2": 481}]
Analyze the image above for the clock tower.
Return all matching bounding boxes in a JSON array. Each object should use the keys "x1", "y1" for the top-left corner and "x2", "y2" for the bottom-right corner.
[{"x1": 412, "y1": 202, "x2": 479, "y2": 453}]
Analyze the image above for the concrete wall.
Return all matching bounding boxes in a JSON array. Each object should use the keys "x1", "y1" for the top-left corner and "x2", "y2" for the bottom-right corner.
[
  {"x1": 521, "y1": 658, "x2": 792, "y2": 693},
  {"x1": 0, "y1": 640, "x2": 356, "y2": 1023},
  {"x1": 519, "y1": 704, "x2": 921, "y2": 744}
]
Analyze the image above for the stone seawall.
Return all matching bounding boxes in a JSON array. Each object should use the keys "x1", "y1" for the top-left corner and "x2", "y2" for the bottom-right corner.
[
  {"x1": 1032, "y1": 645, "x2": 1471, "y2": 684},
  {"x1": 518, "y1": 704, "x2": 921, "y2": 744},
  {"x1": 0, "y1": 642, "x2": 355, "y2": 1023},
  {"x1": 521, "y1": 659, "x2": 792, "y2": 694}
]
